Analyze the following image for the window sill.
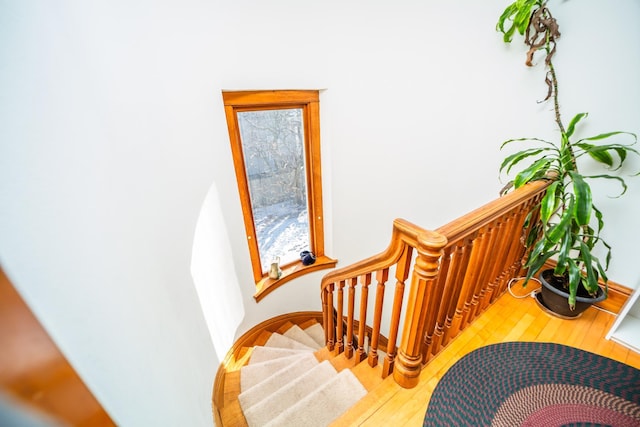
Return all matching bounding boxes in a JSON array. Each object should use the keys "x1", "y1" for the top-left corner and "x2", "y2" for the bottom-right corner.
[{"x1": 254, "y1": 255, "x2": 338, "y2": 302}]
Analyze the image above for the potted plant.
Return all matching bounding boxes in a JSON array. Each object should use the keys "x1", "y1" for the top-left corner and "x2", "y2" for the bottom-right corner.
[{"x1": 496, "y1": 0, "x2": 639, "y2": 317}]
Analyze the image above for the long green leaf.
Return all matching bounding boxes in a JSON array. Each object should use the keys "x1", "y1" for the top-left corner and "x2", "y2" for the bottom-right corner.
[
  {"x1": 525, "y1": 222, "x2": 541, "y2": 249},
  {"x1": 575, "y1": 142, "x2": 638, "y2": 170},
  {"x1": 546, "y1": 197, "x2": 574, "y2": 243},
  {"x1": 567, "y1": 260, "x2": 581, "y2": 309},
  {"x1": 579, "y1": 225, "x2": 596, "y2": 251},
  {"x1": 500, "y1": 137, "x2": 556, "y2": 150},
  {"x1": 524, "y1": 237, "x2": 550, "y2": 268},
  {"x1": 575, "y1": 143, "x2": 614, "y2": 167},
  {"x1": 503, "y1": 23, "x2": 517, "y2": 42},
  {"x1": 514, "y1": 3, "x2": 533, "y2": 35},
  {"x1": 570, "y1": 172, "x2": 592, "y2": 226},
  {"x1": 584, "y1": 174, "x2": 628, "y2": 197},
  {"x1": 613, "y1": 147, "x2": 628, "y2": 169},
  {"x1": 554, "y1": 226, "x2": 573, "y2": 276},
  {"x1": 525, "y1": 250, "x2": 557, "y2": 282},
  {"x1": 514, "y1": 157, "x2": 550, "y2": 188},
  {"x1": 602, "y1": 238, "x2": 612, "y2": 270},
  {"x1": 578, "y1": 131, "x2": 633, "y2": 142},
  {"x1": 580, "y1": 241, "x2": 599, "y2": 294},
  {"x1": 592, "y1": 205, "x2": 604, "y2": 234},
  {"x1": 499, "y1": 148, "x2": 546, "y2": 174},
  {"x1": 565, "y1": 112, "x2": 588, "y2": 138},
  {"x1": 539, "y1": 181, "x2": 560, "y2": 223},
  {"x1": 594, "y1": 256, "x2": 609, "y2": 289},
  {"x1": 496, "y1": 3, "x2": 517, "y2": 34}
]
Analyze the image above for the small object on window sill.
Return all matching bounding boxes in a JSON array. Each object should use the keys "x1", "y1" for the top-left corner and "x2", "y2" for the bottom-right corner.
[
  {"x1": 268, "y1": 256, "x2": 282, "y2": 279},
  {"x1": 300, "y1": 251, "x2": 316, "y2": 266},
  {"x1": 254, "y1": 255, "x2": 337, "y2": 302}
]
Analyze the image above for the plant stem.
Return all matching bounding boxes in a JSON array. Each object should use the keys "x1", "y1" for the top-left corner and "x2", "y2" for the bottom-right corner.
[{"x1": 547, "y1": 61, "x2": 565, "y2": 135}]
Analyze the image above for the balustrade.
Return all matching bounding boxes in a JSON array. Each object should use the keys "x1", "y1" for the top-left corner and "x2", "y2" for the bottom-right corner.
[{"x1": 320, "y1": 180, "x2": 550, "y2": 388}]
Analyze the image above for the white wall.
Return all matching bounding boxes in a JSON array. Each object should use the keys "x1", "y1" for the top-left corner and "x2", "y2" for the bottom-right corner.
[
  {"x1": 212, "y1": 0, "x2": 640, "y2": 338},
  {"x1": 0, "y1": 1, "x2": 219, "y2": 425},
  {"x1": 0, "y1": 0, "x2": 638, "y2": 426}
]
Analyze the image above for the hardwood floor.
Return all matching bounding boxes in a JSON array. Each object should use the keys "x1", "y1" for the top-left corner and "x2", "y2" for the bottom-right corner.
[{"x1": 330, "y1": 288, "x2": 640, "y2": 426}]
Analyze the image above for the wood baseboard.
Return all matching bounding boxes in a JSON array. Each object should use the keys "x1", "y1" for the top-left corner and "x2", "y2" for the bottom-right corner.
[{"x1": 542, "y1": 260, "x2": 632, "y2": 315}]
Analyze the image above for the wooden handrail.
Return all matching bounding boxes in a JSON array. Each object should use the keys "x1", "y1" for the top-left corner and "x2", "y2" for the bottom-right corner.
[{"x1": 320, "y1": 180, "x2": 550, "y2": 388}]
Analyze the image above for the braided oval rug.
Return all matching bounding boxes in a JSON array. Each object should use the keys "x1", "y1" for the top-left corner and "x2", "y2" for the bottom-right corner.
[{"x1": 423, "y1": 342, "x2": 640, "y2": 427}]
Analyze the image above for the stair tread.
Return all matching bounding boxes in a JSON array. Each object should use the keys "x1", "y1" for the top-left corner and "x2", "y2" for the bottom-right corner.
[
  {"x1": 242, "y1": 360, "x2": 338, "y2": 426},
  {"x1": 248, "y1": 346, "x2": 312, "y2": 365},
  {"x1": 239, "y1": 353, "x2": 319, "y2": 409},
  {"x1": 276, "y1": 321, "x2": 296, "y2": 335},
  {"x1": 264, "y1": 369, "x2": 367, "y2": 427},
  {"x1": 225, "y1": 318, "x2": 371, "y2": 427},
  {"x1": 265, "y1": 332, "x2": 316, "y2": 351},
  {"x1": 253, "y1": 330, "x2": 273, "y2": 347},
  {"x1": 298, "y1": 318, "x2": 320, "y2": 330},
  {"x1": 283, "y1": 324, "x2": 322, "y2": 350},
  {"x1": 304, "y1": 322, "x2": 326, "y2": 348},
  {"x1": 240, "y1": 352, "x2": 311, "y2": 391}
]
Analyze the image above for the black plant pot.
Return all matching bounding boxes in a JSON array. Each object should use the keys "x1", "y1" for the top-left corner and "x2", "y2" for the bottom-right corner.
[{"x1": 538, "y1": 269, "x2": 606, "y2": 318}]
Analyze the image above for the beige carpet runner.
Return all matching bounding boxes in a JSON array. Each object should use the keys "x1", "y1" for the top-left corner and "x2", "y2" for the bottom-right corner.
[{"x1": 238, "y1": 323, "x2": 367, "y2": 427}]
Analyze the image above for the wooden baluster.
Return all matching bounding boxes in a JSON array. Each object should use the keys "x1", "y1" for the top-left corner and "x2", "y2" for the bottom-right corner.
[
  {"x1": 516, "y1": 194, "x2": 545, "y2": 277},
  {"x1": 345, "y1": 277, "x2": 357, "y2": 359},
  {"x1": 422, "y1": 245, "x2": 452, "y2": 363},
  {"x1": 441, "y1": 239, "x2": 473, "y2": 347},
  {"x1": 393, "y1": 231, "x2": 447, "y2": 389},
  {"x1": 497, "y1": 202, "x2": 535, "y2": 297},
  {"x1": 466, "y1": 223, "x2": 497, "y2": 323},
  {"x1": 325, "y1": 283, "x2": 336, "y2": 351},
  {"x1": 430, "y1": 242, "x2": 462, "y2": 354},
  {"x1": 382, "y1": 246, "x2": 413, "y2": 378},
  {"x1": 473, "y1": 219, "x2": 502, "y2": 312},
  {"x1": 488, "y1": 212, "x2": 519, "y2": 302},
  {"x1": 455, "y1": 230, "x2": 485, "y2": 328},
  {"x1": 368, "y1": 268, "x2": 389, "y2": 368},
  {"x1": 462, "y1": 226, "x2": 495, "y2": 326},
  {"x1": 356, "y1": 273, "x2": 372, "y2": 363},
  {"x1": 322, "y1": 287, "x2": 329, "y2": 346},
  {"x1": 336, "y1": 280, "x2": 346, "y2": 354}
]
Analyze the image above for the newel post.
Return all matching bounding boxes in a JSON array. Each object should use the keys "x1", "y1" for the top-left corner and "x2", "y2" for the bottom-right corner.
[{"x1": 393, "y1": 230, "x2": 447, "y2": 388}]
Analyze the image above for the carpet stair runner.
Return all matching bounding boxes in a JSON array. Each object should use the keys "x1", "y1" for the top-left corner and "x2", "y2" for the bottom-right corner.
[{"x1": 236, "y1": 321, "x2": 368, "y2": 427}]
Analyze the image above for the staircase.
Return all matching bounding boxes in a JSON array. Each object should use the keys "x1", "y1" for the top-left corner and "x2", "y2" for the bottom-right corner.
[{"x1": 215, "y1": 316, "x2": 385, "y2": 427}]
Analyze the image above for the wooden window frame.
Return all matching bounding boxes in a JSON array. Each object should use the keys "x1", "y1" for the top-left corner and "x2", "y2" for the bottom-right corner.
[{"x1": 222, "y1": 90, "x2": 336, "y2": 301}]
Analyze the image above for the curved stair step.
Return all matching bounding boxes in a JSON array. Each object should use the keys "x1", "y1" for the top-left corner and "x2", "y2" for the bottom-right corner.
[
  {"x1": 229, "y1": 320, "x2": 368, "y2": 427},
  {"x1": 265, "y1": 332, "x2": 316, "y2": 351},
  {"x1": 263, "y1": 369, "x2": 367, "y2": 427},
  {"x1": 249, "y1": 346, "x2": 311, "y2": 365},
  {"x1": 239, "y1": 353, "x2": 319, "y2": 408},
  {"x1": 304, "y1": 323, "x2": 326, "y2": 348},
  {"x1": 241, "y1": 361, "x2": 337, "y2": 427},
  {"x1": 283, "y1": 324, "x2": 323, "y2": 350},
  {"x1": 240, "y1": 353, "x2": 314, "y2": 391}
]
